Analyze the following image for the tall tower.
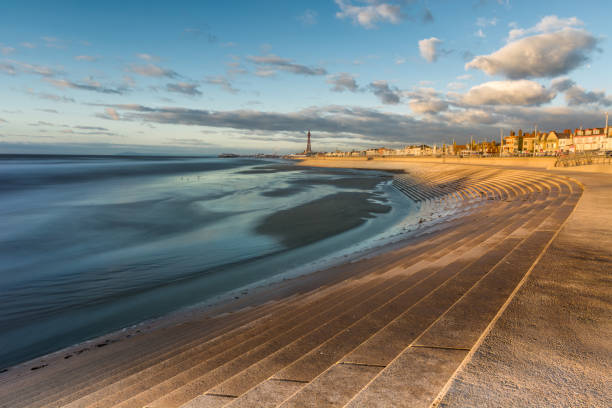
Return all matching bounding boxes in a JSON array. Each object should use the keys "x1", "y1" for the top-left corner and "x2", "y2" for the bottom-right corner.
[{"x1": 306, "y1": 129, "x2": 312, "y2": 154}]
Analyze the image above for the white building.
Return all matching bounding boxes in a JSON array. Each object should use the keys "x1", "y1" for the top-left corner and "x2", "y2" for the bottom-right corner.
[{"x1": 574, "y1": 128, "x2": 610, "y2": 152}]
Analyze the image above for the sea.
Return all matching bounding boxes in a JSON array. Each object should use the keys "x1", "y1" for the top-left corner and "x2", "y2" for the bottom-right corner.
[{"x1": 0, "y1": 155, "x2": 417, "y2": 368}]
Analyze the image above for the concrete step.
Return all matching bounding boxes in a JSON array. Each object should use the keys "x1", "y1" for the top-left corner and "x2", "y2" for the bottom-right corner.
[
  {"x1": 275, "y1": 237, "x2": 525, "y2": 408},
  {"x1": 273, "y1": 188, "x2": 572, "y2": 407},
  {"x1": 21, "y1": 287, "x2": 343, "y2": 408},
  {"x1": 168, "y1": 195, "x2": 553, "y2": 407},
  {"x1": 343, "y1": 211, "x2": 572, "y2": 407},
  {"x1": 67, "y1": 290, "x2": 354, "y2": 408},
  {"x1": 201, "y1": 267, "x2": 445, "y2": 400},
  {"x1": 113, "y1": 276, "x2": 405, "y2": 408},
  {"x1": 4, "y1": 308, "x2": 287, "y2": 408},
  {"x1": 213, "y1": 190, "x2": 563, "y2": 407}
]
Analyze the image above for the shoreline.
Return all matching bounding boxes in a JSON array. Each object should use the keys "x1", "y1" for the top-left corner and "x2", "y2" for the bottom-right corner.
[
  {"x1": 1, "y1": 158, "x2": 609, "y2": 408},
  {"x1": 0, "y1": 169, "x2": 451, "y2": 374},
  {"x1": 0, "y1": 160, "x2": 405, "y2": 370}
]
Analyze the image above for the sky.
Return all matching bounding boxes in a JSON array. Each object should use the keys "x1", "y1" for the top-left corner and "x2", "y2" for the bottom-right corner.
[{"x1": 0, "y1": 0, "x2": 611, "y2": 155}]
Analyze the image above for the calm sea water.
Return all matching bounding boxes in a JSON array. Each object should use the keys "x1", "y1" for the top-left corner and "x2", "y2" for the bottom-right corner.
[{"x1": 0, "y1": 155, "x2": 415, "y2": 368}]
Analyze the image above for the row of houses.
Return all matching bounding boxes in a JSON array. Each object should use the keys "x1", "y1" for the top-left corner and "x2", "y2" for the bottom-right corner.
[
  {"x1": 315, "y1": 124, "x2": 612, "y2": 158},
  {"x1": 324, "y1": 144, "x2": 448, "y2": 157},
  {"x1": 322, "y1": 142, "x2": 499, "y2": 158},
  {"x1": 502, "y1": 127, "x2": 612, "y2": 155}
]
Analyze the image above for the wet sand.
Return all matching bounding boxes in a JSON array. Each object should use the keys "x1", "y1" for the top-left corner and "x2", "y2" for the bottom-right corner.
[{"x1": 256, "y1": 192, "x2": 390, "y2": 248}]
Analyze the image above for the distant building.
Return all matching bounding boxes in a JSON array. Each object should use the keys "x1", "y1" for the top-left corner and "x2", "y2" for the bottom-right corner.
[
  {"x1": 557, "y1": 132, "x2": 573, "y2": 152},
  {"x1": 522, "y1": 133, "x2": 536, "y2": 153},
  {"x1": 503, "y1": 135, "x2": 519, "y2": 155},
  {"x1": 540, "y1": 131, "x2": 565, "y2": 153},
  {"x1": 305, "y1": 130, "x2": 312, "y2": 155},
  {"x1": 574, "y1": 128, "x2": 609, "y2": 151}
]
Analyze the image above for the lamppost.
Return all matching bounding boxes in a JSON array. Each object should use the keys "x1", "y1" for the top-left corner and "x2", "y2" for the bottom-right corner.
[{"x1": 532, "y1": 124, "x2": 537, "y2": 157}]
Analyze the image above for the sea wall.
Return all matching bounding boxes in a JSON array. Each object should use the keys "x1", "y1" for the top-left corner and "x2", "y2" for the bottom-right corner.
[
  {"x1": 298, "y1": 156, "x2": 612, "y2": 174},
  {"x1": 300, "y1": 156, "x2": 554, "y2": 169}
]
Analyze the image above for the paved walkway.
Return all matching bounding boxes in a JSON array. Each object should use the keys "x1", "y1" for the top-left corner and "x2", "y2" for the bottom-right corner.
[{"x1": 436, "y1": 170, "x2": 612, "y2": 407}]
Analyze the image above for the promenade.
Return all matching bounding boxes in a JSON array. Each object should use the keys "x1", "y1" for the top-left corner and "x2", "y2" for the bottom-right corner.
[{"x1": 0, "y1": 159, "x2": 609, "y2": 407}]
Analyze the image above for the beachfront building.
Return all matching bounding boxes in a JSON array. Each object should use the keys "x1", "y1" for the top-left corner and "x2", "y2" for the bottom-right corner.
[
  {"x1": 558, "y1": 132, "x2": 574, "y2": 152},
  {"x1": 402, "y1": 144, "x2": 432, "y2": 156},
  {"x1": 539, "y1": 131, "x2": 564, "y2": 154},
  {"x1": 452, "y1": 144, "x2": 467, "y2": 156},
  {"x1": 503, "y1": 135, "x2": 518, "y2": 155},
  {"x1": 573, "y1": 128, "x2": 610, "y2": 151},
  {"x1": 480, "y1": 140, "x2": 500, "y2": 155},
  {"x1": 522, "y1": 133, "x2": 536, "y2": 153}
]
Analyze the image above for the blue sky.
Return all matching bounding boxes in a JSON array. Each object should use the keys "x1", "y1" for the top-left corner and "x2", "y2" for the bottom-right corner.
[{"x1": 1, "y1": 0, "x2": 611, "y2": 154}]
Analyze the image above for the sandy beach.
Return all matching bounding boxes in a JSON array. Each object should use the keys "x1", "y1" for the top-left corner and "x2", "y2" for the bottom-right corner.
[{"x1": 1, "y1": 157, "x2": 610, "y2": 408}]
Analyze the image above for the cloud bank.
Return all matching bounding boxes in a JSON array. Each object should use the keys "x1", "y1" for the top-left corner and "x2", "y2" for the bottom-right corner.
[
  {"x1": 466, "y1": 28, "x2": 598, "y2": 79},
  {"x1": 462, "y1": 80, "x2": 555, "y2": 106}
]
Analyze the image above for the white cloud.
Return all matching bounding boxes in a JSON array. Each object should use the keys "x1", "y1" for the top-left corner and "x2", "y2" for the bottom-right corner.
[
  {"x1": 205, "y1": 76, "x2": 238, "y2": 93},
  {"x1": 45, "y1": 78, "x2": 126, "y2": 94},
  {"x1": 74, "y1": 55, "x2": 98, "y2": 62},
  {"x1": 1, "y1": 46, "x2": 15, "y2": 55},
  {"x1": 122, "y1": 75, "x2": 136, "y2": 87},
  {"x1": 475, "y1": 29, "x2": 485, "y2": 38},
  {"x1": 247, "y1": 54, "x2": 326, "y2": 76},
  {"x1": 462, "y1": 80, "x2": 555, "y2": 106},
  {"x1": 105, "y1": 107, "x2": 119, "y2": 120},
  {"x1": 550, "y1": 77, "x2": 611, "y2": 107},
  {"x1": 476, "y1": 17, "x2": 498, "y2": 27},
  {"x1": 565, "y1": 86, "x2": 612, "y2": 106},
  {"x1": 443, "y1": 109, "x2": 497, "y2": 125},
  {"x1": 369, "y1": 80, "x2": 400, "y2": 104},
  {"x1": 127, "y1": 64, "x2": 177, "y2": 78},
  {"x1": 226, "y1": 60, "x2": 248, "y2": 76},
  {"x1": 409, "y1": 99, "x2": 449, "y2": 114},
  {"x1": 1, "y1": 60, "x2": 58, "y2": 77},
  {"x1": 335, "y1": 0, "x2": 402, "y2": 29},
  {"x1": 466, "y1": 28, "x2": 598, "y2": 79},
  {"x1": 419, "y1": 37, "x2": 441, "y2": 63},
  {"x1": 20, "y1": 42, "x2": 36, "y2": 49},
  {"x1": 40, "y1": 36, "x2": 64, "y2": 49},
  {"x1": 447, "y1": 81, "x2": 466, "y2": 90},
  {"x1": 298, "y1": 9, "x2": 318, "y2": 26},
  {"x1": 0, "y1": 62, "x2": 16, "y2": 75},
  {"x1": 508, "y1": 15, "x2": 583, "y2": 41},
  {"x1": 254, "y1": 69, "x2": 276, "y2": 77},
  {"x1": 327, "y1": 73, "x2": 359, "y2": 92},
  {"x1": 405, "y1": 88, "x2": 449, "y2": 114},
  {"x1": 166, "y1": 82, "x2": 202, "y2": 96},
  {"x1": 136, "y1": 53, "x2": 160, "y2": 61},
  {"x1": 26, "y1": 89, "x2": 75, "y2": 103}
]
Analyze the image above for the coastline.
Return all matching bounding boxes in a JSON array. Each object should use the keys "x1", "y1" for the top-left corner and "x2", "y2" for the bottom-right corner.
[
  {"x1": 0, "y1": 164, "x2": 444, "y2": 375},
  {"x1": 1, "y1": 158, "x2": 609, "y2": 408},
  {"x1": 0, "y1": 159, "x2": 407, "y2": 369}
]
